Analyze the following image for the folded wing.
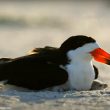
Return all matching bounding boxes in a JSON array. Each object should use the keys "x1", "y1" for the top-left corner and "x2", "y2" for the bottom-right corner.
[{"x1": 0, "y1": 47, "x2": 68, "y2": 90}]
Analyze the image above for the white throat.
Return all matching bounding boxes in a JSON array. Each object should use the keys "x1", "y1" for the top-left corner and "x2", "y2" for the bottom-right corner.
[
  {"x1": 65, "y1": 53, "x2": 95, "y2": 90},
  {"x1": 64, "y1": 43, "x2": 99, "y2": 90}
]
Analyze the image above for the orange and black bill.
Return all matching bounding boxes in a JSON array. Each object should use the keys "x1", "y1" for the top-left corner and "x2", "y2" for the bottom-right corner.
[{"x1": 90, "y1": 48, "x2": 110, "y2": 65}]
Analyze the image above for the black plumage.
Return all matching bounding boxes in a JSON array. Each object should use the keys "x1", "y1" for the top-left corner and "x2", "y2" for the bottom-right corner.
[{"x1": 0, "y1": 35, "x2": 99, "y2": 90}]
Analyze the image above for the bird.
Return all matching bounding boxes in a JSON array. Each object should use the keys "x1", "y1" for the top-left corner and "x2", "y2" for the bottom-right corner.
[{"x1": 0, "y1": 35, "x2": 109, "y2": 91}]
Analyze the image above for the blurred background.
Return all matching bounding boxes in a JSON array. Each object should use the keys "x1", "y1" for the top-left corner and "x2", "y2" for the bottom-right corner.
[{"x1": 0, "y1": 0, "x2": 110, "y2": 82}]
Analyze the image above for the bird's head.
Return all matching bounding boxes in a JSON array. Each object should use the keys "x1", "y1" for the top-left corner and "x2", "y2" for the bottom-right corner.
[{"x1": 60, "y1": 35, "x2": 110, "y2": 65}]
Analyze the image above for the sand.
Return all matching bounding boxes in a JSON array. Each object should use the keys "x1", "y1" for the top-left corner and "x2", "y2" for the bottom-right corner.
[{"x1": 0, "y1": 84, "x2": 110, "y2": 110}]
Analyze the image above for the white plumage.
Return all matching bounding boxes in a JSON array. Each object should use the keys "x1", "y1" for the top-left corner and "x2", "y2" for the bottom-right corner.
[{"x1": 64, "y1": 42, "x2": 100, "y2": 90}]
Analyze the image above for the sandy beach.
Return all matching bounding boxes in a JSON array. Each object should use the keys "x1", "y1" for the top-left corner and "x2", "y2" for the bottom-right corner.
[
  {"x1": 0, "y1": 1, "x2": 110, "y2": 110},
  {"x1": 0, "y1": 84, "x2": 110, "y2": 110}
]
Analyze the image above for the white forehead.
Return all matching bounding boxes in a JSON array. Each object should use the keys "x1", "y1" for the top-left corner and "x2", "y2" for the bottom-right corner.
[{"x1": 67, "y1": 42, "x2": 100, "y2": 57}]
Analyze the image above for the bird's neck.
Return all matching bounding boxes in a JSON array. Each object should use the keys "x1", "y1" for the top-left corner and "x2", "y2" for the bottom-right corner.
[{"x1": 65, "y1": 52, "x2": 95, "y2": 90}]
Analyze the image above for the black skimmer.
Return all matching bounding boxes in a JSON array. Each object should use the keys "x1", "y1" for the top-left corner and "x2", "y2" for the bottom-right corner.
[{"x1": 0, "y1": 35, "x2": 109, "y2": 91}]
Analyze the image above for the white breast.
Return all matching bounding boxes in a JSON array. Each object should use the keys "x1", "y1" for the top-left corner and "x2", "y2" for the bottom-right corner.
[
  {"x1": 65, "y1": 49, "x2": 95, "y2": 91},
  {"x1": 65, "y1": 61, "x2": 95, "y2": 90}
]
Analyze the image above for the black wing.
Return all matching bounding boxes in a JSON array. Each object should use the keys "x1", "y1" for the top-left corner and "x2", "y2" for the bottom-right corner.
[
  {"x1": 93, "y1": 65, "x2": 99, "y2": 79},
  {"x1": 0, "y1": 47, "x2": 68, "y2": 90}
]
